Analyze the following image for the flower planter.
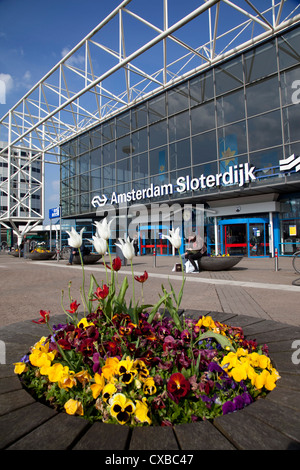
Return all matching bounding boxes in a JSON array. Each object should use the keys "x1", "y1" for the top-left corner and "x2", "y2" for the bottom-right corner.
[
  {"x1": 199, "y1": 256, "x2": 243, "y2": 271},
  {"x1": 2, "y1": 311, "x2": 300, "y2": 450},
  {"x1": 73, "y1": 254, "x2": 102, "y2": 264},
  {"x1": 27, "y1": 251, "x2": 56, "y2": 260}
]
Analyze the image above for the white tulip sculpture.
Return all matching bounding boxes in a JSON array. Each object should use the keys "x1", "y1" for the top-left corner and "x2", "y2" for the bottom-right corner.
[
  {"x1": 88, "y1": 234, "x2": 109, "y2": 283},
  {"x1": 94, "y1": 217, "x2": 112, "y2": 241},
  {"x1": 66, "y1": 227, "x2": 85, "y2": 249},
  {"x1": 160, "y1": 227, "x2": 185, "y2": 329},
  {"x1": 65, "y1": 227, "x2": 88, "y2": 312},
  {"x1": 115, "y1": 236, "x2": 136, "y2": 309}
]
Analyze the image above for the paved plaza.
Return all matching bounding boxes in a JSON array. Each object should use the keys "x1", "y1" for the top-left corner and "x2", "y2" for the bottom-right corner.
[{"x1": 0, "y1": 252, "x2": 299, "y2": 328}]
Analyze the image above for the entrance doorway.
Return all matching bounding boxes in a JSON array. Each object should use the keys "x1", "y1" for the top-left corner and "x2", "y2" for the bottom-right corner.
[
  {"x1": 139, "y1": 225, "x2": 172, "y2": 255},
  {"x1": 220, "y1": 218, "x2": 270, "y2": 257}
]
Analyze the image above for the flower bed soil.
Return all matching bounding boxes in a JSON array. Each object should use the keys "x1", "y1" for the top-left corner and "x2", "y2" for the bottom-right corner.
[{"x1": 1, "y1": 310, "x2": 299, "y2": 451}]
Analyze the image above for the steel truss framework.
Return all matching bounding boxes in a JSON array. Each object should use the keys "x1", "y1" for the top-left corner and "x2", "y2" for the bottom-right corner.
[{"x1": 0, "y1": 0, "x2": 300, "y2": 239}]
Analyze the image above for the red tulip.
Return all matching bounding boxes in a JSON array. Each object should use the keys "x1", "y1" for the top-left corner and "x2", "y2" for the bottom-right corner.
[
  {"x1": 32, "y1": 310, "x2": 50, "y2": 324},
  {"x1": 94, "y1": 285, "x2": 109, "y2": 300},
  {"x1": 66, "y1": 300, "x2": 80, "y2": 314},
  {"x1": 134, "y1": 271, "x2": 148, "y2": 283},
  {"x1": 112, "y1": 257, "x2": 122, "y2": 271}
]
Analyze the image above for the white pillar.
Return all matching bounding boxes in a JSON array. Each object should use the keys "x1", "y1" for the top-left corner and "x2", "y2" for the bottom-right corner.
[{"x1": 214, "y1": 217, "x2": 219, "y2": 255}]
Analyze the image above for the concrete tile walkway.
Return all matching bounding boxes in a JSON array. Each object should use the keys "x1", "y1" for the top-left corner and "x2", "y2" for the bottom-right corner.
[{"x1": 0, "y1": 252, "x2": 299, "y2": 327}]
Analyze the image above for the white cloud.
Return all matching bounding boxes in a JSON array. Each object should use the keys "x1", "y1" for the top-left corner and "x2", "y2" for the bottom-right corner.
[
  {"x1": 61, "y1": 47, "x2": 85, "y2": 67},
  {"x1": 0, "y1": 73, "x2": 13, "y2": 104}
]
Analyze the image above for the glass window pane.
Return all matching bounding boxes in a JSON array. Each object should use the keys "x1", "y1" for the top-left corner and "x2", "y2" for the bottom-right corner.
[
  {"x1": 131, "y1": 104, "x2": 148, "y2": 129},
  {"x1": 281, "y1": 68, "x2": 300, "y2": 106},
  {"x1": 79, "y1": 153, "x2": 90, "y2": 173},
  {"x1": 91, "y1": 170, "x2": 101, "y2": 191},
  {"x1": 169, "y1": 111, "x2": 190, "y2": 142},
  {"x1": 148, "y1": 95, "x2": 166, "y2": 123},
  {"x1": 79, "y1": 174, "x2": 89, "y2": 192},
  {"x1": 90, "y1": 129, "x2": 101, "y2": 148},
  {"x1": 117, "y1": 157, "x2": 131, "y2": 183},
  {"x1": 103, "y1": 163, "x2": 115, "y2": 187},
  {"x1": 192, "y1": 130, "x2": 217, "y2": 165},
  {"x1": 278, "y1": 28, "x2": 300, "y2": 70},
  {"x1": 80, "y1": 193, "x2": 90, "y2": 213},
  {"x1": 244, "y1": 41, "x2": 277, "y2": 83},
  {"x1": 218, "y1": 121, "x2": 247, "y2": 158},
  {"x1": 191, "y1": 101, "x2": 215, "y2": 135},
  {"x1": 102, "y1": 121, "x2": 115, "y2": 143},
  {"x1": 215, "y1": 58, "x2": 243, "y2": 95},
  {"x1": 132, "y1": 128, "x2": 148, "y2": 155},
  {"x1": 282, "y1": 105, "x2": 300, "y2": 144},
  {"x1": 132, "y1": 152, "x2": 148, "y2": 179},
  {"x1": 190, "y1": 71, "x2": 214, "y2": 106},
  {"x1": 249, "y1": 147, "x2": 283, "y2": 180},
  {"x1": 91, "y1": 148, "x2": 101, "y2": 169},
  {"x1": 193, "y1": 160, "x2": 218, "y2": 180},
  {"x1": 149, "y1": 120, "x2": 167, "y2": 149},
  {"x1": 103, "y1": 142, "x2": 115, "y2": 165},
  {"x1": 248, "y1": 110, "x2": 282, "y2": 152},
  {"x1": 168, "y1": 83, "x2": 189, "y2": 115},
  {"x1": 170, "y1": 139, "x2": 191, "y2": 170},
  {"x1": 116, "y1": 112, "x2": 130, "y2": 138},
  {"x1": 61, "y1": 161, "x2": 69, "y2": 180},
  {"x1": 79, "y1": 133, "x2": 90, "y2": 154},
  {"x1": 246, "y1": 76, "x2": 280, "y2": 116},
  {"x1": 149, "y1": 146, "x2": 168, "y2": 176},
  {"x1": 116, "y1": 135, "x2": 131, "y2": 160},
  {"x1": 217, "y1": 89, "x2": 245, "y2": 126},
  {"x1": 69, "y1": 158, "x2": 77, "y2": 177}
]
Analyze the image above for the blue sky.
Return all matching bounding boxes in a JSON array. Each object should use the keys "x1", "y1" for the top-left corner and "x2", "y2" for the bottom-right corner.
[{"x1": 0, "y1": 0, "x2": 299, "y2": 224}]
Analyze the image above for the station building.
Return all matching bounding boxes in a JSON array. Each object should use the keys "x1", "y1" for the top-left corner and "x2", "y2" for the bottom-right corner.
[{"x1": 60, "y1": 23, "x2": 300, "y2": 257}]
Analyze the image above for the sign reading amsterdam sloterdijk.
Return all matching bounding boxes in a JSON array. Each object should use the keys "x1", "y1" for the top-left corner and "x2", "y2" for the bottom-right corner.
[
  {"x1": 91, "y1": 163, "x2": 256, "y2": 208},
  {"x1": 90, "y1": 156, "x2": 299, "y2": 208}
]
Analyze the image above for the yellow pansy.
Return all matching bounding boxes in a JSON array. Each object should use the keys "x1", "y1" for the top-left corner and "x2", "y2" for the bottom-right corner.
[
  {"x1": 117, "y1": 356, "x2": 137, "y2": 384},
  {"x1": 110, "y1": 393, "x2": 135, "y2": 424},
  {"x1": 77, "y1": 318, "x2": 94, "y2": 329},
  {"x1": 64, "y1": 399, "x2": 84, "y2": 416},
  {"x1": 221, "y1": 352, "x2": 238, "y2": 369},
  {"x1": 58, "y1": 371, "x2": 76, "y2": 390},
  {"x1": 90, "y1": 373, "x2": 105, "y2": 399},
  {"x1": 74, "y1": 370, "x2": 92, "y2": 386},
  {"x1": 143, "y1": 377, "x2": 157, "y2": 395},
  {"x1": 196, "y1": 316, "x2": 216, "y2": 330},
  {"x1": 133, "y1": 359, "x2": 149, "y2": 381},
  {"x1": 102, "y1": 357, "x2": 120, "y2": 380},
  {"x1": 258, "y1": 354, "x2": 271, "y2": 370},
  {"x1": 14, "y1": 362, "x2": 28, "y2": 374},
  {"x1": 230, "y1": 363, "x2": 248, "y2": 382},
  {"x1": 102, "y1": 383, "x2": 117, "y2": 402},
  {"x1": 47, "y1": 363, "x2": 69, "y2": 382},
  {"x1": 135, "y1": 398, "x2": 151, "y2": 425}
]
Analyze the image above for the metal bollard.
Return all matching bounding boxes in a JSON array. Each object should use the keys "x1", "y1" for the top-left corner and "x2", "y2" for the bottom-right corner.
[
  {"x1": 153, "y1": 248, "x2": 156, "y2": 267},
  {"x1": 275, "y1": 248, "x2": 279, "y2": 271}
]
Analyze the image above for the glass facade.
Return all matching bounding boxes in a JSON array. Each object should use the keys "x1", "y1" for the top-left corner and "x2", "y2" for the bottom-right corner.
[{"x1": 60, "y1": 25, "x2": 300, "y2": 256}]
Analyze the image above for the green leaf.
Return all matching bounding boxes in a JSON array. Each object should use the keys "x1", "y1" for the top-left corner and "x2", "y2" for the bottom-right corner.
[
  {"x1": 117, "y1": 276, "x2": 129, "y2": 305},
  {"x1": 147, "y1": 292, "x2": 170, "y2": 324},
  {"x1": 87, "y1": 274, "x2": 98, "y2": 314},
  {"x1": 197, "y1": 331, "x2": 236, "y2": 352}
]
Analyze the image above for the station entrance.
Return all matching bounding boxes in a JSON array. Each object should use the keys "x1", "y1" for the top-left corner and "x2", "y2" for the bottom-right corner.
[{"x1": 219, "y1": 217, "x2": 270, "y2": 257}]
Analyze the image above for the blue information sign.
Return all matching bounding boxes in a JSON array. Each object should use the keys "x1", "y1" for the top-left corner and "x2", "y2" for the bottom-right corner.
[{"x1": 49, "y1": 207, "x2": 60, "y2": 219}]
